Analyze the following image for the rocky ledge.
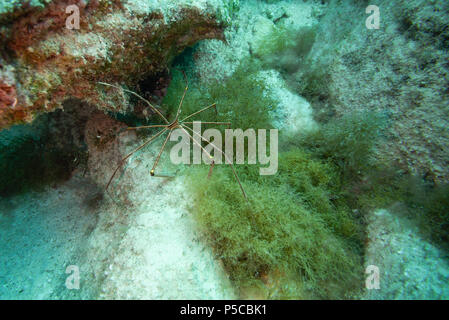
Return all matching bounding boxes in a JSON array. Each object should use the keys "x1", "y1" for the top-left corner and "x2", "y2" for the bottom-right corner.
[{"x1": 0, "y1": 0, "x2": 230, "y2": 129}]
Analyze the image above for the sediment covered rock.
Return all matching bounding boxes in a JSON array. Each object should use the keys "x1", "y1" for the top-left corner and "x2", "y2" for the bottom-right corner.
[{"x1": 306, "y1": 0, "x2": 449, "y2": 183}]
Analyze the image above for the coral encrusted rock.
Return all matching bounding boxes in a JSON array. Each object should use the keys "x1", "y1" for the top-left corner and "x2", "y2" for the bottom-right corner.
[{"x1": 0, "y1": 0, "x2": 231, "y2": 129}]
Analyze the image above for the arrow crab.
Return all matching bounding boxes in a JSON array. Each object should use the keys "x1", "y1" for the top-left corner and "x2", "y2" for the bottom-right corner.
[{"x1": 97, "y1": 73, "x2": 247, "y2": 200}]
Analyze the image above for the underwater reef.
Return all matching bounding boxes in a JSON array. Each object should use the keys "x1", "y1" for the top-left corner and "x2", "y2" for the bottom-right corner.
[
  {"x1": 0, "y1": 0, "x2": 228, "y2": 129},
  {"x1": 0, "y1": 0, "x2": 449, "y2": 300}
]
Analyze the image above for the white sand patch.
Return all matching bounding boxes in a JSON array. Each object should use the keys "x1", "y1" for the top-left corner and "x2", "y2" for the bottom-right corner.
[
  {"x1": 258, "y1": 69, "x2": 316, "y2": 133},
  {"x1": 97, "y1": 140, "x2": 235, "y2": 299},
  {"x1": 0, "y1": 176, "x2": 100, "y2": 299}
]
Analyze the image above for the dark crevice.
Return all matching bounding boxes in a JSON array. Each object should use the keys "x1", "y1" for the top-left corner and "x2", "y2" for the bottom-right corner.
[{"x1": 0, "y1": 99, "x2": 95, "y2": 197}]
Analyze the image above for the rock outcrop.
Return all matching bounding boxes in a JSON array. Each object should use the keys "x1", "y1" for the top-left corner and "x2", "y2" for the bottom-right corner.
[
  {"x1": 306, "y1": 0, "x2": 449, "y2": 183},
  {"x1": 0, "y1": 0, "x2": 230, "y2": 129}
]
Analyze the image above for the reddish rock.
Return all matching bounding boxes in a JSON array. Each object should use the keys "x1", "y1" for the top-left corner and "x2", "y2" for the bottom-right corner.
[{"x1": 0, "y1": 0, "x2": 228, "y2": 130}]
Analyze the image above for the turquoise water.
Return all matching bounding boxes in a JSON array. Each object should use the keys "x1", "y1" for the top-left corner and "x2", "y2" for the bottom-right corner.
[{"x1": 0, "y1": 0, "x2": 448, "y2": 300}]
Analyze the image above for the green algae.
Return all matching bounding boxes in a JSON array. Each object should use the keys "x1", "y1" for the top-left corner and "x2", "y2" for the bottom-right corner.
[
  {"x1": 162, "y1": 62, "x2": 273, "y2": 131},
  {"x1": 157, "y1": 58, "x2": 373, "y2": 299},
  {"x1": 185, "y1": 151, "x2": 364, "y2": 299}
]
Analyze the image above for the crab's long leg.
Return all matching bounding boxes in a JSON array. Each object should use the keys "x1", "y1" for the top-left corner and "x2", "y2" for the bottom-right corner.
[
  {"x1": 208, "y1": 161, "x2": 215, "y2": 179},
  {"x1": 98, "y1": 82, "x2": 169, "y2": 124},
  {"x1": 182, "y1": 121, "x2": 230, "y2": 128},
  {"x1": 179, "y1": 126, "x2": 214, "y2": 160},
  {"x1": 181, "y1": 103, "x2": 217, "y2": 122},
  {"x1": 106, "y1": 128, "x2": 168, "y2": 192},
  {"x1": 175, "y1": 71, "x2": 189, "y2": 120},
  {"x1": 181, "y1": 124, "x2": 248, "y2": 201},
  {"x1": 179, "y1": 126, "x2": 216, "y2": 178},
  {"x1": 127, "y1": 124, "x2": 168, "y2": 130},
  {"x1": 150, "y1": 129, "x2": 173, "y2": 176}
]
